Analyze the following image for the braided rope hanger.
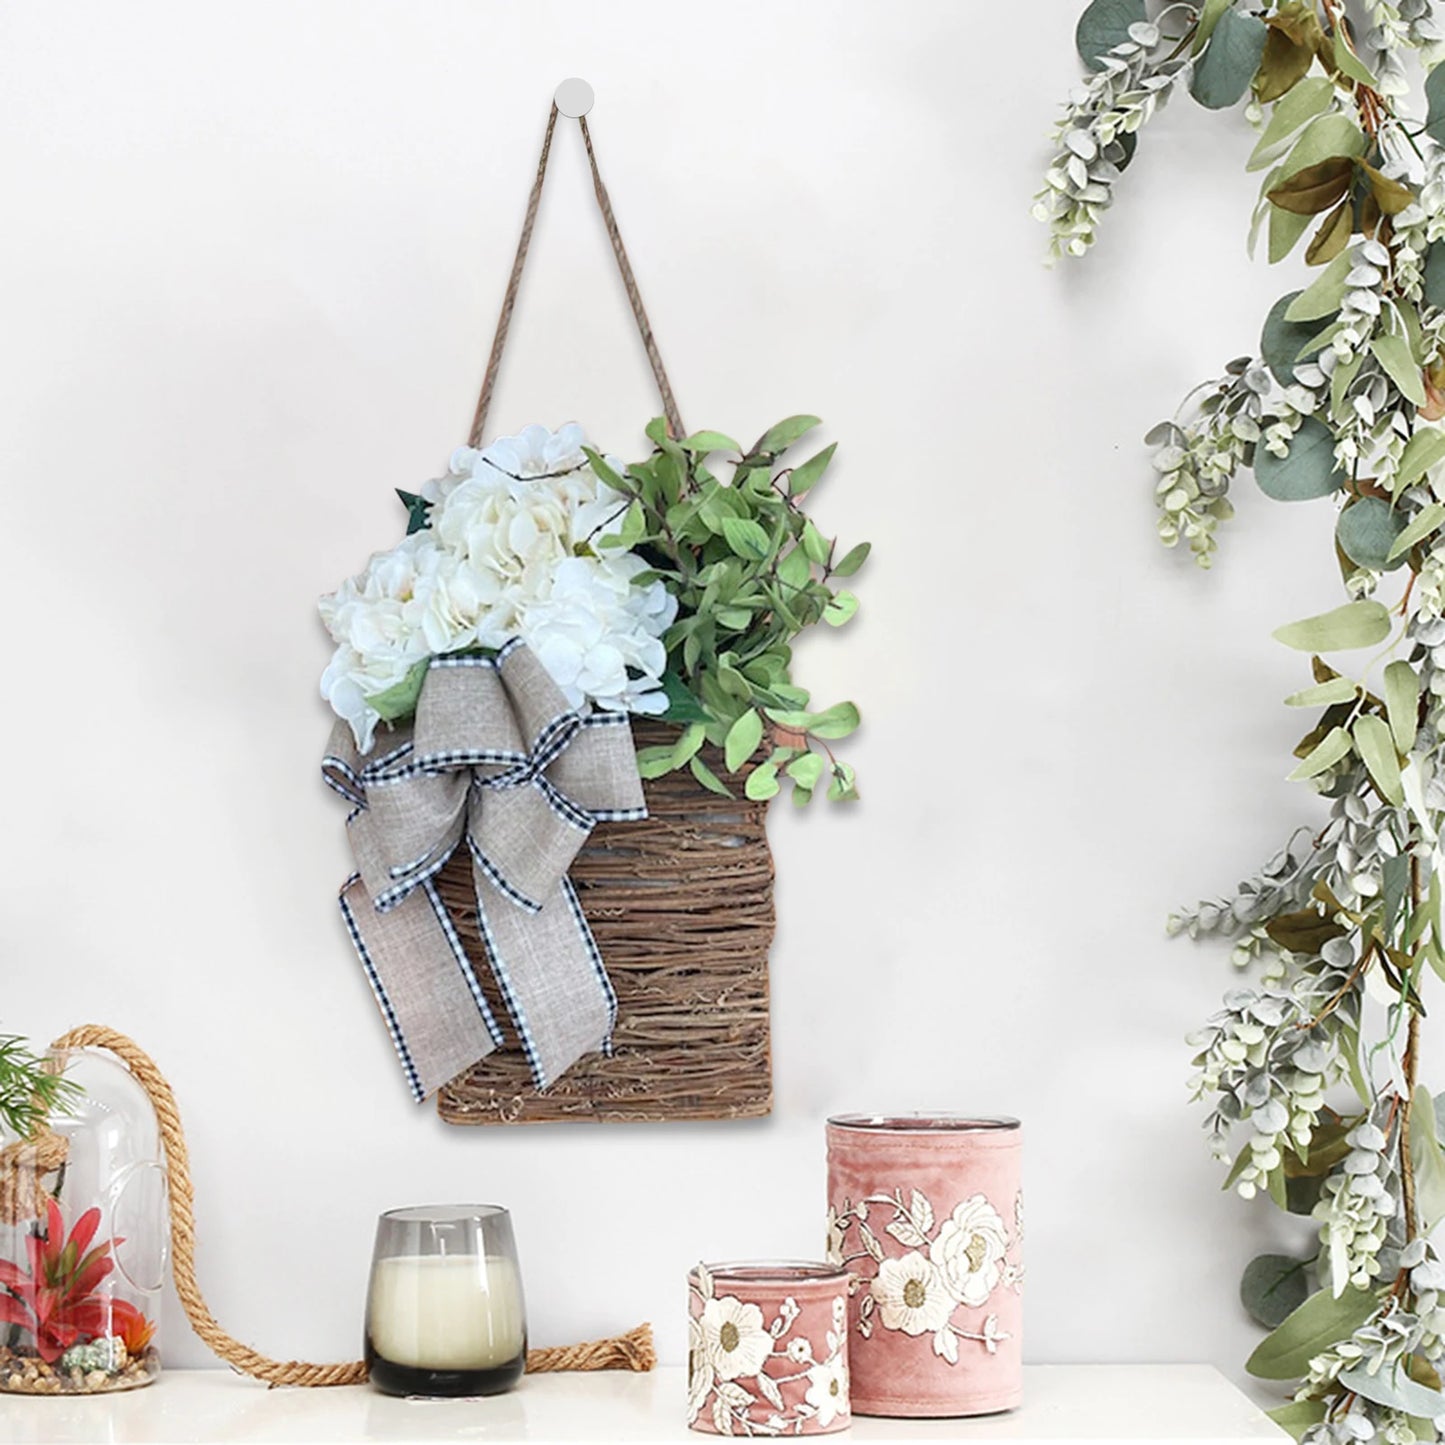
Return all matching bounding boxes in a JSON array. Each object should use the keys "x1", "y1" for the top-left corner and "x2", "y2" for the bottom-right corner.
[{"x1": 468, "y1": 101, "x2": 685, "y2": 448}]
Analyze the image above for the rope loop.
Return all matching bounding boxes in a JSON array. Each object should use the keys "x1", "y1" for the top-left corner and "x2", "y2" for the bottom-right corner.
[{"x1": 7, "y1": 1026, "x2": 655, "y2": 1387}]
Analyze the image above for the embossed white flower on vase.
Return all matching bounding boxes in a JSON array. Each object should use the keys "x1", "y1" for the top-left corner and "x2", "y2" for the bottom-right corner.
[
  {"x1": 932, "y1": 1194, "x2": 1009, "y2": 1308},
  {"x1": 871, "y1": 1253, "x2": 956, "y2": 1337},
  {"x1": 699, "y1": 1295, "x2": 774, "y2": 1382},
  {"x1": 686, "y1": 1313, "x2": 712, "y2": 1426},
  {"x1": 804, "y1": 1354, "x2": 850, "y2": 1429}
]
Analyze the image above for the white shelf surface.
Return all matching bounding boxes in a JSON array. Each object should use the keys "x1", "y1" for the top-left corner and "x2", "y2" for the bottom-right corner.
[{"x1": 0, "y1": 1365, "x2": 1285, "y2": 1443}]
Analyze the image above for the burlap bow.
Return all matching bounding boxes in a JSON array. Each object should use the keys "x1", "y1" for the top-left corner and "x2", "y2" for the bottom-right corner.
[{"x1": 321, "y1": 639, "x2": 646, "y2": 1100}]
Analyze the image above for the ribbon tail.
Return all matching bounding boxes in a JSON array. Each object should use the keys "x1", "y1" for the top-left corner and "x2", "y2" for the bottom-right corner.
[
  {"x1": 339, "y1": 873, "x2": 502, "y2": 1102},
  {"x1": 472, "y1": 861, "x2": 615, "y2": 1090}
]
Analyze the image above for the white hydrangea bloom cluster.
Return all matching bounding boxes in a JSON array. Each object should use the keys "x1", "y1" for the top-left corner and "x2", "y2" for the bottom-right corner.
[
  {"x1": 1032, "y1": 22, "x2": 1188, "y2": 261},
  {"x1": 320, "y1": 423, "x2": 677, "y2": 752},
  {"x1": 1314, "y1": 1121, "x2": 1396, "y2": 1297}
]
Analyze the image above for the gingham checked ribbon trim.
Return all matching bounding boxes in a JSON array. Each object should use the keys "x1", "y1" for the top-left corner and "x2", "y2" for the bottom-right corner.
[{"x1": 321, "y1": 639, "x2": 647, "y2": 1101}]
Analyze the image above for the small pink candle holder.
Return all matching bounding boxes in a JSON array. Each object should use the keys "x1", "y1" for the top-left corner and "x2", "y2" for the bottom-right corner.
[
  {"x1": 686, "y1": 1261, "x2": 851, "y2": 1436},
  {"x1": 826, "y1": 1114, "x2": 1023, "y2": 1418}
]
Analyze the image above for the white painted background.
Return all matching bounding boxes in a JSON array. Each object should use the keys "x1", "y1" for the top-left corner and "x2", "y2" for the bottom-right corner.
[{"x1": 0, "y1": 0, "x2": 1390, "y2": 1390}]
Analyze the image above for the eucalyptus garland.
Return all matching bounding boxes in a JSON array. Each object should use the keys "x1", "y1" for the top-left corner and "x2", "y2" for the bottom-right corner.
[{"x1": 1043, "y1": 2, "x2": 1445, "y2": 1439}]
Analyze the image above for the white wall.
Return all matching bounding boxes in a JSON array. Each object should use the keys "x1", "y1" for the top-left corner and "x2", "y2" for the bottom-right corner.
[{"x1": 0, "y1": 0, "x2": 1382, "y2": 1387}]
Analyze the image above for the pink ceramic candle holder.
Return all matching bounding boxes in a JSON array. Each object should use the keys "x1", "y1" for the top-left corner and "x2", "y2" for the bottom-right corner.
[
  {"x1": 686, "y1": 1261, "x2": 851, "y2": 1436},
  {"x1": 826, "y1": 1114, "x2": 1023, "y2": 1418}
]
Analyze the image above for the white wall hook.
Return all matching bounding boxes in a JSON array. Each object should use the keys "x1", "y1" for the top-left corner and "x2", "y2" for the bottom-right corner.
[{"x1": 554, "y1": 78, "x2": 594, "y2": 118}]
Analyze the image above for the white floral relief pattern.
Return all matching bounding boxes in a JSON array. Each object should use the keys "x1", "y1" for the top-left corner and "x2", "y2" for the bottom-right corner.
[
  {"x1": 687, "y1": 1265, "x2": 849, "y2": 1436},
  {"x1": 828, "y1": 1188, "x2": 1023, "y2": 1364}
]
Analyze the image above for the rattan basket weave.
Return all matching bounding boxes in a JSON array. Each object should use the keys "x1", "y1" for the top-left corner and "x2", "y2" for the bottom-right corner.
[{"x1": 435, "y1": 721, "x2": 775, "y2": 1124}]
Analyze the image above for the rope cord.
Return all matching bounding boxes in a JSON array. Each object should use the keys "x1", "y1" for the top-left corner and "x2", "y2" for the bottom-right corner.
[
  {"x1": 467, "y1": 102, "x2": 684, "y2": 448},
  {"x1": 28, "y1": 1027, "x2": 652, "y2": 1387}
]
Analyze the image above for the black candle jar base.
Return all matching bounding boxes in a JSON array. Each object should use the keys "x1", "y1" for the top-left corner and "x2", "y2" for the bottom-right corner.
[{"x1": 364, "y1": 1344, "x2": 526, "y2": 1398}]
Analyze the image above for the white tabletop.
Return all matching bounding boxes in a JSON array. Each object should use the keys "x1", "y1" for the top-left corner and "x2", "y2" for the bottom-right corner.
[{"x1": 0, "y1": 1365, "x2": 1284, "y2": 1443}]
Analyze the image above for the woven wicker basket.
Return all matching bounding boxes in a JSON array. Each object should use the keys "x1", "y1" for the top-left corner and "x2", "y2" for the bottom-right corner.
[{"x1": 435, "y1": 721, "x2": 775, "y2": 1124}]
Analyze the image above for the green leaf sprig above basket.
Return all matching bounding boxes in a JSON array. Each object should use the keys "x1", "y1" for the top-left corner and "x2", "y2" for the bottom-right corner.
[
  {"x1": 587, "y1": 415, "x2": 867, "y2": 806},
  {"x1": 1042, "y1": 2, "x2": 1445, "y2": 1439},
  {"x1": 318, "y1": 418, "x2": 867, "y2": 806}
]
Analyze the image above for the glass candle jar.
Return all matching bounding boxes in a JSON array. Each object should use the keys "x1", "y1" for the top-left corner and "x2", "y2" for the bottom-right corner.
[
  {"x1": 365, "y1": 1205, "x2": 526, "y2": 1397},
  {"x1": 826, "y1": 1114, "x2": 1023, "y2": 1417},
  {"x1": 687, "y1": 1261, "x2": 850, "y2": 1436},
  {"x1": 0, "y1": 1048, "x2": 168, "y2": 1395}
]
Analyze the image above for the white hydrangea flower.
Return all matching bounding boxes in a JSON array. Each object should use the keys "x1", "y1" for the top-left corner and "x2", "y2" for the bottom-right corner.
[{"x1": 319, "y1": 424, "x2": 676, "y2": 750}]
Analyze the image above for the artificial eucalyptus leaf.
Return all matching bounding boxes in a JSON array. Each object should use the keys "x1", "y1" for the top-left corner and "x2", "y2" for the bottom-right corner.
[
  {"x1": 1191, "y1": 8, "x2": 1268, "y2": 109},
  {"x1": 1247, "y1": 76, "x2": 1336, "y2": 171},
  {"x1": 832, "y1": 542, "x2": 871, "y2": 577},
  {"x1": 1273, "y1": 599, "x2": 1392, "y2": 652},
  {"x1": 1075, "y1": 0, "x2": 1147, "y2": 69},
  {"x1": 1304, "y1": 198, "x2": 1352, "y2": 265},
  {"x1": 1396, "y1": 429, "x2": 1445, "y2": 495},
  {"x1": 1360, "y1": 159, "x2": 1415, "y2": 216},
  {"x1": 1286, "y1": 725, "x2": 1353, "y2": 781},
  {"x1": 1384, "y1": 659, "x2": 1421, "y2": 753},
  {"x1": 1330, "y1": 26, "x2": 1378, "y2": 87},
  {"x1": 1253, "y1": 416, "x2": 1344, "y2": 500},
  {"x1": 1192, "y1": 0, "x2": 1231, "y2": 50},
  {"x1": 1371, "y1": 332, "x2": 1427, "y2": 406},
  {"x1": 823, "y1": 590, "x2": 859, "y2": 627},
  {"x1": 1240, "y1": 1253, "x2": 1314, "y2": 1330},
  {"x1": 1339, "y1": 1364, "x2": 1445, "y2": 1418},
  {"x1": 1264, "y1": 908, "x2": 1347, "y2": 954},
  {"x1": 1245, "y1": 1287, "x2": 1380, "y2": 1379},
  {"x1": 1428, "y1": 62, "x2": 1445, "y2": 146},
  {"x1": 1277, "y1": 112, "x2": 1368, "y2": 184},
  {"x1": 1411, "y1": 1088, "x2": 1445, "y2": 1232},
  {"x1": 1336, "y1": 496, "x2": 1407, "y2": 571},
  {"x1": 1267, "y1": 155, "x2": 1354, "y2": 215},
  {"x1": 1425, "y1": 242, "x2": 1445, "y2": 309},
  {"x1": 1267, "y1": 202, "x2": 1314, "y2": 265},
  {"x1": 1261, "y1": 292, "x2": 1319, "y2": 382},
  {"x1": 1387, "y1": 503, "x2": 1445, "y2": 564},
  {"x1": 1284, "y1": 676, "x2": 1358, "y2": 707},
  {"x1": 1254, "y1": 25, "x2": 1315, "y2": 104},
  {"x1": 1265, "y1": 286, "x2": 1323, "y2": 378},
  {"x1": 1353, "y1": 713, "x2": 1404, "y2": 805},
  {"x1": 1285, "y1": 248, "x2": 1355, "y2": 321}
]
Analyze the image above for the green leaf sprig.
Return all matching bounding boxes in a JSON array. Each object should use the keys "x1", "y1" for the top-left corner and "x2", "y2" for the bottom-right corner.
[
  {"x1": 583, "y1": 416, "x2": 868, "y2": 806},
  {"x1": 0, "y1": 1033, "x2": 79, "y2": 1141}
]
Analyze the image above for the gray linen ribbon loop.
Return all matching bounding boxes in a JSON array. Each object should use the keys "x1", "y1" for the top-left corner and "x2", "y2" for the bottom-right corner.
[{"x1": 321, "y1": 638, "x2": 647, "y2": 1101}]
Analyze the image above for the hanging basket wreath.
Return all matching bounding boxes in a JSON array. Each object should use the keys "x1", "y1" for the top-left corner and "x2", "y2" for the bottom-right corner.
[{"x1": 317, "y1": 101, "x2": 869, "y2": 1121}]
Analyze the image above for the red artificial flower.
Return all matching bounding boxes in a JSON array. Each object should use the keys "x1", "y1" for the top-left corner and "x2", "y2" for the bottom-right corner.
[{"x1": 0, "y1": 1198, "x2": 126, "y2": 1364}]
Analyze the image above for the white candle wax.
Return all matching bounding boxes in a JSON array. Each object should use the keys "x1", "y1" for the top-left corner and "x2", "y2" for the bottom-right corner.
[{"x1": 368, "y1": 1254, "x2": 525, "y2": 1371}]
